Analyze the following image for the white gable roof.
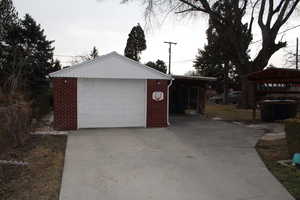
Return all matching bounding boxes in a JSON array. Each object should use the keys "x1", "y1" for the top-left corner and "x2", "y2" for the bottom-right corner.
[{"x1": 50, "y1": 51, "x2": 172, "y2": 80}]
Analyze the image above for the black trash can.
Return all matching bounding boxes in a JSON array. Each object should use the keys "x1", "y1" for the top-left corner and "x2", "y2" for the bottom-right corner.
[{"x1": 260, "y1": 100, "x2": 298, "y2": 122}]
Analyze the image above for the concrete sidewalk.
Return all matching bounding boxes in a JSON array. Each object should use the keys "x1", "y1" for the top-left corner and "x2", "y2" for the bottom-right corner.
[{"x1": 59, "y1": 117, "x2": 294, "y2": 200}]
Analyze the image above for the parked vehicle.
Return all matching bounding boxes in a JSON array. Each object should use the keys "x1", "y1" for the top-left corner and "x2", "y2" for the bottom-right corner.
[{"x1": 209, "y1": 91, "x2": 241, "y2": 104}]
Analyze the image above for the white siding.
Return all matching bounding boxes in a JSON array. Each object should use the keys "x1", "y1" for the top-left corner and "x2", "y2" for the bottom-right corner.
[{"x1": 77, "y1": 78, "x2": 146, "y2": 128}]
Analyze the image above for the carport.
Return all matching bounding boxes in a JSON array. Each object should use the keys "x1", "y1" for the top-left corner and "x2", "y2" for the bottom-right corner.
[{"x1": 169, "y1": 75, "x2": 216, "y2": 114}]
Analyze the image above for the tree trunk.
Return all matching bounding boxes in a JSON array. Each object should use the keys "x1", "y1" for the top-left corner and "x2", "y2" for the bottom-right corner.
[
  {"x1": 223, "y1": 61, "x2": 229, "y2": 104},
  {"x1": 239, "y1": 76, "x2": 255, "y2": 109},
  {"x1": 237, "y1": 63, "x2": 257, "y2": 109}
]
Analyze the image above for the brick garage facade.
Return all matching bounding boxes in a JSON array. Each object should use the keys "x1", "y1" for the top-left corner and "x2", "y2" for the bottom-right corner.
[
  {"x1": 52, "y1": 78, "x2": 170, "y2": 130},
  {"x1": 53, "y1": 78, "x2": 77, "y2": 130},
  {"x1": 147, "y1": 80, "x2": 169, "y2": 127}
]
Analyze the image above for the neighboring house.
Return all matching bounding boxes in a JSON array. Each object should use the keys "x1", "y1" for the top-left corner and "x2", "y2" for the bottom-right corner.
[{"x1": 49, "y1": 52, "x2": 172, "y2": 130}]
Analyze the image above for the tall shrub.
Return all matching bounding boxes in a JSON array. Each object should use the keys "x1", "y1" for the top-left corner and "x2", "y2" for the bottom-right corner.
[
  {"x1": 285, "y1": 119, "x2": 300, "y2": 156},
  {"x1": 0, "y1": 93, "x2": 32, "y2": 149}
]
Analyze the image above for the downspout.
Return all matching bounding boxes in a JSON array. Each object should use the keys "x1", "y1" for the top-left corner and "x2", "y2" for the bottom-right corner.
[{"x1": 167, "y1": 78, "x2": 174, "y2": 126}]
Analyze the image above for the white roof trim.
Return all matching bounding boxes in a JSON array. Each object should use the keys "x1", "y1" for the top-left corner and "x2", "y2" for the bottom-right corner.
[
  {"x1": 49, "y1": 51, "x2": 172, "y2": 80},
  {"x1": 173, "y1": 75, "x2": 216, "y2": 81},
  {"x1": 116, "y1": 52, "x2": 172, "y2": 79}
]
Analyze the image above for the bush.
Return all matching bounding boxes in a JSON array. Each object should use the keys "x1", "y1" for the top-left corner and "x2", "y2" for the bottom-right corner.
[
  {"x1": 285, "y1": 118, "x2": 300, "y2": 156},
  {"x1": 32, "y1": 92, "x2": 52, "y2": 119},
  {"x1": 0, "y1": 93, "x2": 32, "y2": 150}
]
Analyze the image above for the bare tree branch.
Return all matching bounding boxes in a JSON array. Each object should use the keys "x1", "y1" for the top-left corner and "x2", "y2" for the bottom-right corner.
[
  {"x1": 248, "y1": 0, "x2": 260, "y2": 34},
  {"x1": 281, "y1": 0, "x2": 300, "y2": 25},
  {"x1": 175, "y1": 8, "x2": 198, "y2": 14},
  {"x1": 273, "y1": 0, "x2": 290, "y2": 29},
  {"x1": 266, "y1": 0, "x2": 274, "y2": 28},
  {"x1": 273, "y1": 0, "x2": 285, "y2": 14},
  {"x1": 258, "y1": 0, "x2": 266, "y2": 29}
]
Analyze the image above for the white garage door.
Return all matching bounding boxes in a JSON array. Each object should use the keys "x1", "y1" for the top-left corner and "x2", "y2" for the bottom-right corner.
[{"x1": 78, "y1": 78, "x2": 146, "y2": 128}]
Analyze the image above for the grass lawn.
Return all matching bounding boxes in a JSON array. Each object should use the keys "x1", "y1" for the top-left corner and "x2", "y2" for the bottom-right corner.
[
  {"x1": 206, "y1": 104, "x2": 260, "y2": 122},
  {"x1": 0, "y1": 135, "x2": 67, "y2": 200},
  {"x1": 256, "y1": 139, "x2": 300, "y2": 199}
]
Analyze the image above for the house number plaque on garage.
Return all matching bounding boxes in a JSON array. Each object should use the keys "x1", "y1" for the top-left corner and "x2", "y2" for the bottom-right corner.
[{"x1": 152, "y1": 91, "x2": 164, "y2": 102}]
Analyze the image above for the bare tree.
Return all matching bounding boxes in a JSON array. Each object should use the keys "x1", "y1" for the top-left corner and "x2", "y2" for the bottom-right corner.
[
  {"x1": 70, "y1": 55, "x2": 90, "y2": 65},
  {"x1": 122, "y1": 0, "x2": 300, "y2": 108},
  {"x1": 284, "y1": 48, "x2": 300, "y2": 68}
]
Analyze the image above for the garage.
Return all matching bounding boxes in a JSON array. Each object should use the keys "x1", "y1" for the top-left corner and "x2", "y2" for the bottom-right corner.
[
  {"x1": 77, "y1": 79, "x2": 146, "y2": 128},
  {"x1": 50, "y1": 52, "x2": 172, "y2": 130}
]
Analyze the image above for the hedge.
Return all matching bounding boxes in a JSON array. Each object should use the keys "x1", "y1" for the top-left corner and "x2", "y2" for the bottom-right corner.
[{"x1": 285, "y1": 118, "x2": 300, "y2": 157}]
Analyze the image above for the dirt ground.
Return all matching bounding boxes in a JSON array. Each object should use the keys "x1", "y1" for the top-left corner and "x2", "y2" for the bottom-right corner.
[{"x1": 0, "y1": 135, "x2": 67, "y2": 200}]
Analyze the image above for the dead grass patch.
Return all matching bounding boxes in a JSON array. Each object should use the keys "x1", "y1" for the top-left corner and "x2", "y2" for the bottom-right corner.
[
  {"x1": 0, "y1": 135, "x2": 67, "y2": 200},
  {"x1": 206, "y1": 104, "x2": 260, "y2": 122}
]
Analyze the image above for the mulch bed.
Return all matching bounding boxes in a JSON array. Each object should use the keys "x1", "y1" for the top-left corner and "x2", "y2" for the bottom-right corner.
[{"x1": 0, "y1": 135, "x2": 67, "y2": 200}]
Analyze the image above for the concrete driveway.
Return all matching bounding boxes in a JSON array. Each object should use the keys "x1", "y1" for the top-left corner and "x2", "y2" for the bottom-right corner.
[{"x1": 59, "y1": 117, "x2": 294, "y2": 200}]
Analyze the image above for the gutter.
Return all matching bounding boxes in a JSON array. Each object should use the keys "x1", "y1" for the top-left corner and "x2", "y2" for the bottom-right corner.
[{"x1": 167, "y1": 78, "x2": 174, "y2": 126}]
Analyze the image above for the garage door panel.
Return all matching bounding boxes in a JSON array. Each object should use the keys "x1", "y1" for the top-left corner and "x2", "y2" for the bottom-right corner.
[{"x1": 78, "y1": 79, "x2": 146, "y2": 128}]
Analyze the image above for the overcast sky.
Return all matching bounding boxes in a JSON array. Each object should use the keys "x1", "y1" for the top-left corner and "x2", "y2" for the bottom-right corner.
[{"x1": 14, "y1": 0, "x2": 300, "y2": 75}]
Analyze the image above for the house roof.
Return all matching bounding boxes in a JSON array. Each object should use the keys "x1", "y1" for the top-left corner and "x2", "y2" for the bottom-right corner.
[
  {"x1": 49, "y1": 51, "x2": 172, "y2": 80},
  {"x1": 173, "y1": 75, "x2": 216, "y2": 82},
  {"x1": 247, "y1": 68, "x2": 300, "y2": 83}
]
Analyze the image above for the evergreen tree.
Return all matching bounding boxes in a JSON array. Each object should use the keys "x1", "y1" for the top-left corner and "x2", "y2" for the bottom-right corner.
[
  {"x1": 193, "y1": 1, "x2": 248, "y2": 95},
  {"x1": 0, "y1": 0, "x2": 18, "y2": 42},
  {"x1": 90, "y1": 46, "x2": 98, "y2": 59},
  {"x1": 48, "y1": 59, "x2": 62, "y2": 73},
  {"x1": 0, "y1": 0, "x2": 18, "y2": 83},
  {"x1": 0, "y1": 1, "x2": 56, "y2": 115},
  {"x1": 1, "y1": 12, "x2": 55, "y2": 96},
  {"x1": 124, "y1": 23, "x2": 146, "y2": 62},
  {"x1": 20, "y1": 14, "x2": 54, "y2": 95},
  {"x1": 145, "y1": 59, "x2": 167, "y2": 73}
]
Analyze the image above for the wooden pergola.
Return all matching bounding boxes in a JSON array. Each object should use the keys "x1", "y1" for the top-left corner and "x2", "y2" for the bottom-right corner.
[{"x1": 247, "y1": 68, "x2": 300, "y2": 120}]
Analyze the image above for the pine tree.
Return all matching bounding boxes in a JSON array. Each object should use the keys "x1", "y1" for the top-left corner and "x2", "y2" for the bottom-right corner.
[
  {"x1": 0, "y1": 0, "x2": 18, "y2": 42},
  {"x1": 48, "y1": 59, "x2": 62, "y2": 73},
  {"x1": 124, "y1": 23, "x2": 146, "y2": 62},
  {"x1": 0, "y1": 1, "x2": 56, "y2": 115},
  {"x1": 0, "y1": 0, "x2": 19, "y2": 85},
  {"x1": 1, "y1": 13, "x2": 55, "y2": 94},
  {"x1": 20, "y1": 14, "x2": 54, "y2": 95},
  {"x1": 194, "y1": 0, "x2": 247, "y2": 94}
]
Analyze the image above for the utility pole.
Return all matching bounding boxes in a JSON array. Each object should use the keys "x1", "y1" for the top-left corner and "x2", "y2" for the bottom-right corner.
[
  {"x1": 296, "y1": 37, "x2": 299, "y2": 70},
  {"x1": 164, "y1": 41, "x2": 177, "y2": 74}
]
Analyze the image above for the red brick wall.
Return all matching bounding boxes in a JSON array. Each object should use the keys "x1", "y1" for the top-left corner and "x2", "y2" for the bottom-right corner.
[
  {"x1": 53, "y1": 78, "x2": 77, "y2": 130},
  {"x1": 147, "y1": 80, "x2": 169, "y2": 127}
]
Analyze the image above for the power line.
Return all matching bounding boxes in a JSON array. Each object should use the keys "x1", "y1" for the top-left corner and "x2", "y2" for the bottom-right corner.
[
  {"x1": 54, "y1": 54, "x2": 84, "y2": 58},
  {"x1": 172, "y1": 25, "x2": 300, "y2": 63},
  {"x1": 54, "y1": 24, "x2": 300, "y2": 63},
  {"x1": 174, "y1": 59, "x2": 194, "y2": 63}
]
